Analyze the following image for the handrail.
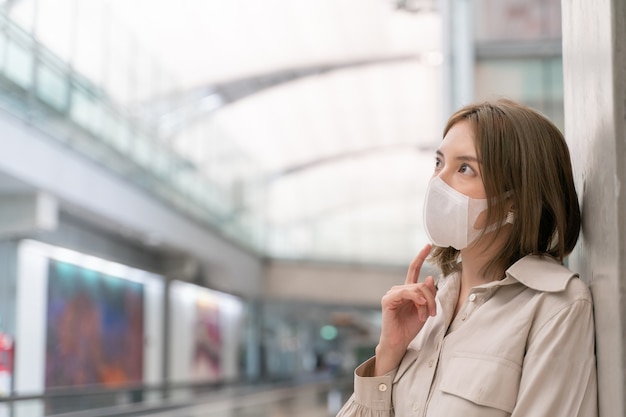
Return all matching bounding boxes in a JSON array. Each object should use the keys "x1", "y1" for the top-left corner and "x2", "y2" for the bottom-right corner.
[
  {"x1": 0, "y1": 375, "x2": 353, "y2": 417},
  {"x1": 0, "y1": 373, "x2": 351, "y2": 402},
  {"x1": 0, "y1": 378, "x2": 236, "y2": 402},
  {"x1": 42, "y1": 376, "x2": 353, "y2": 417}
]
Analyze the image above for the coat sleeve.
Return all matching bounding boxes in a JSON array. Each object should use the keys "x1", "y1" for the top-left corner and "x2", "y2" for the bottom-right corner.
[
  {"x1": 336, "y1": 357, "x2": 397, "y2": 417},
  {"x1": 511, "y1": 293, "x2": 598, "y2": 417}
]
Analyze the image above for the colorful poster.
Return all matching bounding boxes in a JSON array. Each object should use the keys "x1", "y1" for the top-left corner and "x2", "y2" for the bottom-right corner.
[
  {"x1": 191, "y1": 297, "x2": 221, "y2": 380},
  {"x1": 45, "y1": 261, "x2": 144, "y2": 388}
]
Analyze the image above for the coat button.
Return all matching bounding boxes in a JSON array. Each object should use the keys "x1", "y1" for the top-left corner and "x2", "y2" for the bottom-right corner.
[{"x1": 378, "y1": 383, "x2": 388, "y2": 392}]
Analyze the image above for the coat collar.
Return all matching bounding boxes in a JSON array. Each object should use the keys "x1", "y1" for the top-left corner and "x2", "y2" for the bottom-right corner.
[{"x1": 504, "y1": 254, "x2": 578, "y2": 292}]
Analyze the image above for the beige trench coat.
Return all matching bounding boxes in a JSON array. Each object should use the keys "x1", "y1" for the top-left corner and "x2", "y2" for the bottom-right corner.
[{"x1": 336, "y1": 255, "x2": 597, "y2": 417}]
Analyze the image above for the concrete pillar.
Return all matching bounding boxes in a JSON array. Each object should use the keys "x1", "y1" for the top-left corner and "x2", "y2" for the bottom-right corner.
[
  {"x1": 0, "y1": 241, "x2": 18, "y2": 336},
  {"x1": 0, "y1": 192, "x2": 58, "y2": 237},
  {"x1": 441, "y1": 0, "x2": 474, "y2": 120},
  {"x1": 562, "y1": 0, "x2": 626, "y2": 415}
]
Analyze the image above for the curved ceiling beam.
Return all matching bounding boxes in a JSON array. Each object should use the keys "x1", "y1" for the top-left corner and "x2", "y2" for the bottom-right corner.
[
  {"x1": 264, "y1": 142, "x2": 436, "y2": 183},
  {"x1": 142, "y1": 54, "x2": 425, "y2": 139},
  {"x1": 206, "y1": 54, "x2": 422, "y2": 105}
]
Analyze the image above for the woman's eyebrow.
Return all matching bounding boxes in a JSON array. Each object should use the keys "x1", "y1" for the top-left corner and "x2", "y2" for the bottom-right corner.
[
  {"x1": 436, "y1": 150, "x2": 479, "y2": 162},
  {"x1": 456, "y1": 155, "x2": 479, "y2": 162}
]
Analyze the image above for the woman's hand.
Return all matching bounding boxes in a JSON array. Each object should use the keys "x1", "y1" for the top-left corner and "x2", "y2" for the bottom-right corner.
[{"x1": 374, "y1": 244, "x2": 437, "y2": 376}]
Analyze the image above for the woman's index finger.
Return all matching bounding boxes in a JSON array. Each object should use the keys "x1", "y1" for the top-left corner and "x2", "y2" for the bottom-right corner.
[{"x1": 405, "y1": 244, "x2": 432, "y2": 285}]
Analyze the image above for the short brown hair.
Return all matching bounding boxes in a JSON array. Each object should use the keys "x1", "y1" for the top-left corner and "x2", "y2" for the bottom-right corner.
[{"x1": 430, "y1": 99, "x2": 581, "y2": 277}]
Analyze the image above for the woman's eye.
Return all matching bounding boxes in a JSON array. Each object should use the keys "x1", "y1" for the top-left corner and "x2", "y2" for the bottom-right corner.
[
  {"x1": 459, "y1": 163, "x2": 475, "y2": 175},
  {"x1": 434, "y1": 158, "x2": 442, "y2": 170}
]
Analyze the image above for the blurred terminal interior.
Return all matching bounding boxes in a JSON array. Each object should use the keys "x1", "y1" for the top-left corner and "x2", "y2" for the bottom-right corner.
[{"x1": 0, "y1": 0, "x2": 624, "y2": 416}]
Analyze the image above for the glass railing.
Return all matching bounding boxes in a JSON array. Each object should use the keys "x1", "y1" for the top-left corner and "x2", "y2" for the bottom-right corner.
[{"x1": 0, "y1": 10, "x2": 265, "y2": 253}]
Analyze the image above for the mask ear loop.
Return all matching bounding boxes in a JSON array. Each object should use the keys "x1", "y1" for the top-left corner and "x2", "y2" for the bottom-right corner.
[
  {"x1": 502, "y1": 190, "x2": 515, "y2": 225},
  {"x1": 483, "y1": 211, "x2": 514, "y2": 234}
]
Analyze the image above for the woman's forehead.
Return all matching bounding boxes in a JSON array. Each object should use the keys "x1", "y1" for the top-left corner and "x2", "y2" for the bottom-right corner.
[{"x1": 438, "y1": 120, "x2": 477, "y2": 157}]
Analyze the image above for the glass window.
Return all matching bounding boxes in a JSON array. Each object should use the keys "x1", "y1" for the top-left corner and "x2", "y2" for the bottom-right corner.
[
  {"x1": 475, "y1": 57, "x2": 564, "y2": 130},
  {"x1": 37, "y1": 63, "x2": 68, "y2": 111},
  {"x1": 5, "y1": 37, "x2": 33, "y2": 88},
  {"x1": 7, "y1": 0, "x2": 35, "y2": 32},
  {"x1": 474, "y1": 0, "x2": 561, "y2": 42},
  {"x1": 74, "y1": 1, "x2": 106, "y2": 85},
  {"x1": 36, "y1": 0, "x2": 74, "y2": 62}
]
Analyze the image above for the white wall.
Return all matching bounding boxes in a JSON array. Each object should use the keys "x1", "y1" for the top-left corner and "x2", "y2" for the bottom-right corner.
[
  {"x1": 264, "y1": 260, "x2": 438, "y2": 306},
  {"x1": 13, "y1": 241, "x2": 48, "y2": 417},
  {"x1": 562, "y1": 1, "x2": 626, "y2": 415}
]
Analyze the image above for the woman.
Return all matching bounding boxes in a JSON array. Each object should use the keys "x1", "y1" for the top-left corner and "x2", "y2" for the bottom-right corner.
[{"x1": 337, "y1": 100, "x2": 597, "y2": 417}]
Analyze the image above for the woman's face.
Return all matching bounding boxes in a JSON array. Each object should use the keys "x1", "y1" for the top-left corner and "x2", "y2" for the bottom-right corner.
[{"x1": 433, "y1": 120, "x2": 486, "y2": 200}]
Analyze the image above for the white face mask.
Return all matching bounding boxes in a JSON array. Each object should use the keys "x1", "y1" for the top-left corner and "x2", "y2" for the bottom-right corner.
[{"x1": 423, "y1": 176, "x2": 490, "y2": 250}]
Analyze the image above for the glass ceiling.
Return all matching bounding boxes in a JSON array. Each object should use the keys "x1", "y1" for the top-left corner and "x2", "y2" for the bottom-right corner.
[{"x1": 6, "y1": 0, "x2": 442, "y2": 266}]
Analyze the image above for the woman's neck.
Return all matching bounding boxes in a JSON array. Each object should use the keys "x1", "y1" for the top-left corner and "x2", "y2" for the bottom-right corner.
[
  {"x1": 459, "y1": 234, "x2": 508, "y2": 289},
  {"x1": 452, "y1": 228, "x2": 511, "y2": 319},
  {"x1": 459, "y1": 254, "x2": 502, "y2": 289}
]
